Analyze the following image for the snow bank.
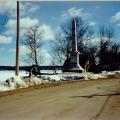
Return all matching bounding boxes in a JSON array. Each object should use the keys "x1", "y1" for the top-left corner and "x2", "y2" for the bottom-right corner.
[
  {"x1": 41, "y1": 73, "x2": 88, "y2": 81},
  {"x1": 42, "y1": 75, "x2": 61, "y2": 81},
  {"x1": 0, "y1": 70, "x2": 119, "y2": 92},
  {"x1": 101, "y1": 71, "x2": 116, "y2": 76},
  {"x1": 0, "y1": 76, "x2": 28, "y2": 91},
  {"x1": 86, "y1": 72, "x2": 107, "y2": 79},
  {"x1": 0, "y1": 70, "x2": 29, "y2": 82},
  {"x1": 11, "y1": 76, "x2": 28, "y2": 88},
  {"x1": 41, "y1": 71, "x2": 110, "y2": 81},
  {"x1": 0, "y1": 70, "x2": 29, "y2": 91},
  {"x1": 0, "y1": 85, "x2": 9, "y2": 92},
  {"x1": 112, "y1": 70, "x2": 120, "y2": 74},
  {"x1": 30, "y1": 77, "x2": 42, "y2": 85}
]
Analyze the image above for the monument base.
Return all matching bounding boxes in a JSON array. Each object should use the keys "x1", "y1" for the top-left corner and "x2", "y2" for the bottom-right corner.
[{"x1": 63, "y1": 51, "x2": 84, "y2": 73}]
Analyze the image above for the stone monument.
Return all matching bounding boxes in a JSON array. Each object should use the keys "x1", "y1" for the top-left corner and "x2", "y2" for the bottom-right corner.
[{"x1": 63, "y1": 18, "x2": 84, "y2": 72}]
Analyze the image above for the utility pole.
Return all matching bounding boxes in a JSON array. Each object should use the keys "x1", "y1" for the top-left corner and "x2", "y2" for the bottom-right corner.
[{"x1": 15, "y1": 1, "x2": 19, "y2": 76}]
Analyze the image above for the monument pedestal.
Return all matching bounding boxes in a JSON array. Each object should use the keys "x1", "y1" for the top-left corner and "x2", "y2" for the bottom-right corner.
[{"x1": 63, "y1": 51, "x2": 84, "y2": 72}]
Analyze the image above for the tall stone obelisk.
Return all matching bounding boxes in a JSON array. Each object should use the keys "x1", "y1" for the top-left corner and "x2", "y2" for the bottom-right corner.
[
  {"x1": 63, "y1": 18, "x2": 84, "y2": 72},
  {"x1": 72, "y1": 18, "x2": 77, "y2": 52}
]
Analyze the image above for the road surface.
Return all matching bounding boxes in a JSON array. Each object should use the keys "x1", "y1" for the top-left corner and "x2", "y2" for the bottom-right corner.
[{"x1": 0, "y1": 79, "x2": 120, "y2": 120}]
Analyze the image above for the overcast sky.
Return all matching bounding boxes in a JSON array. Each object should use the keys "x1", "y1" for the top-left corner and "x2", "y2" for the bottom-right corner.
[{"x1": 0, "y1": 1, "x2": 120, "y2": 66}]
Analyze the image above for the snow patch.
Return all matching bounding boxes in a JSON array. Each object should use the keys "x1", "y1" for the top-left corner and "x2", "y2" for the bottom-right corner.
[
  {"x1": 0, "y1": 70, "x2": 29, "y2": 82},
  {"x1": 30, "y1": 77, "x2": 42, "y2": 85},
  {"x1": 0, "y1": 85, "x2": 9, "y2": 92},
  {"x1": 41, "y1": 73, "x2": 88, "y2": 81},
  {"x1": 0, "y1": 76, "x2": 28, "y2": 91},
  {"x1": 0, "y1": 70, "x2": 119, "y2": 92},
  {"x1": 86, "y1": 72, "x2": 107, "y2": 79}
]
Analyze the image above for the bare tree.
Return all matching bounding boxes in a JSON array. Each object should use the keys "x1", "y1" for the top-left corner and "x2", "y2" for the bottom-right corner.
[
  {"x1": 22, "y1": 26, "x2": 43, "y2": 70},
  {"x1": 52, "y1": 17, "x2": 94, "y2": 65},
  {"x1": 52, "y1": 32, "x2": 69, "y2": 65},
  {"x1": 98, "y1": 25, "x2": 115, "y2": 66},
  {"x1": 109, "y1": 42, "x2": 120, "y2": 70}
]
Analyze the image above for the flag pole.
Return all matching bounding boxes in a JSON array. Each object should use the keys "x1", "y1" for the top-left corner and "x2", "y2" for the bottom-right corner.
[{"x1": 15, "y1": 1, "x2": 19, "y2": 76}]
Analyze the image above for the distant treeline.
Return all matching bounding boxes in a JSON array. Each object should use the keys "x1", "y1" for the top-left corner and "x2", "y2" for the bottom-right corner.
[{"x1": 0, "y1": 66, "x2": 63, "y2": 71}]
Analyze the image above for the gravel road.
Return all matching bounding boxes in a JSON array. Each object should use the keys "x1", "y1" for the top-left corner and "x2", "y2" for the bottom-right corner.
[{"x1": 0, "y1": 79, "x2": 120, "y2": 120}]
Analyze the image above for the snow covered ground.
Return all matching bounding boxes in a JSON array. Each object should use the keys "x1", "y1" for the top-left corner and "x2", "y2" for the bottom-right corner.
[
  {"x1": 42, "y1": 73, "x2": 88, "y2": 81},
  {"x1": 0, "y1": 70, "x2": 62, "y2": 83},
  {"x1": 0, "y1": 70, "x2": 120, "y2": 92},
  {"x1": 0, "y1": 71, "x2": 29, "y2": 92},
  {"x1": 0, "y1": 70, "x2": 29, "y2": 82}
]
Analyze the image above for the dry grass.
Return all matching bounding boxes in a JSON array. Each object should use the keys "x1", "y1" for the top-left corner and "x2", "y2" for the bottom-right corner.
[{"x1": 0, "y1": 73, "x2": 120, "y2": 98}]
